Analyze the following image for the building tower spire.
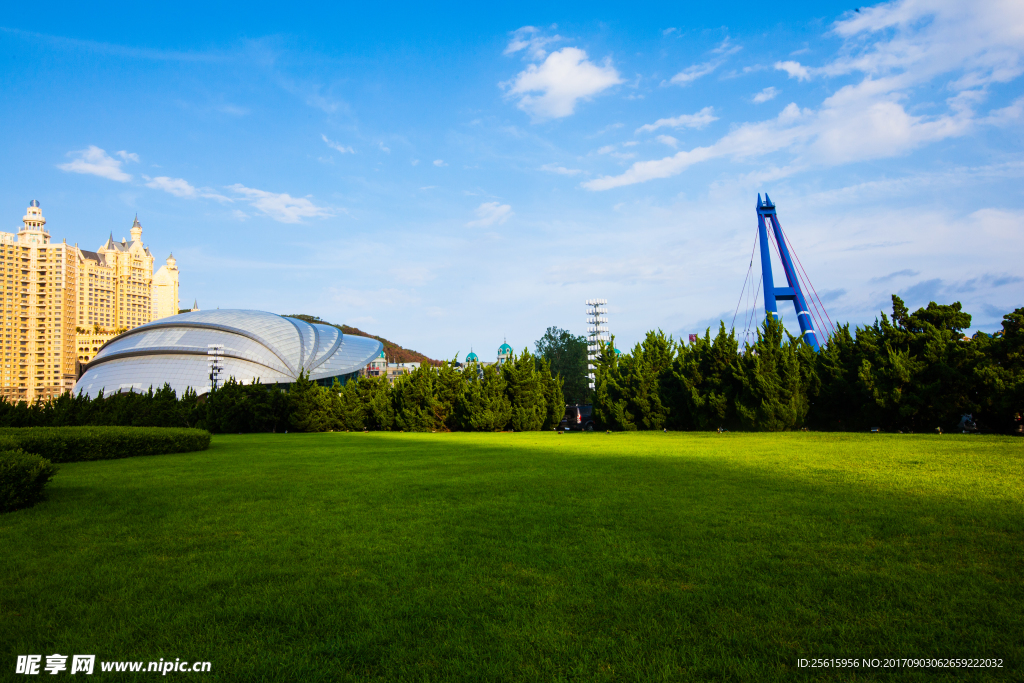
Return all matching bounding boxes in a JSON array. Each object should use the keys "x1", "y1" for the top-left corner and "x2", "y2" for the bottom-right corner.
[{"x1": 130, "y1": 215, "x2": 143, "y2": 243}]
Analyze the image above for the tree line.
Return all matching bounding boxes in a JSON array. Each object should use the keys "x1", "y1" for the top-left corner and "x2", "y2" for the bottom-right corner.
[
  {"x1": 588, "y1": 297, "x2": 1023, "y2": 433},
  {"x1": 0, "y1": 350, "x2": 564, "y2": 434},
  {"x1": 2, "y1": 296, "x2": 1020, "y2": 434}
]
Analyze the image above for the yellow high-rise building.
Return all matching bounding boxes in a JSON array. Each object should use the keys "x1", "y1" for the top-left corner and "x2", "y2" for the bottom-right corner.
[
  {"x1": 0, "y1": 201, "x2": 78, "y2": 402},
  {"x1": 0, "y1": 201, "x2": 181, "y2": 402},
  {"x1": 152, "y1": 253, "x2": 179, "y2": 321}
]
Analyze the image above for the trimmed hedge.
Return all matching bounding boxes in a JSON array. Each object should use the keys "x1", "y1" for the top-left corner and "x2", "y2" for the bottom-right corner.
[
  {"x1": 0, "y1": 427, "x2": 211, "y2": 463},
  {"x1": 0, "y1": 449, "x2": 58, "y2": 512}
]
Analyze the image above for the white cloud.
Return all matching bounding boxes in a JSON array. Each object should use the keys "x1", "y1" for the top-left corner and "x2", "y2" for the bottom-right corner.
[
  {"x1": 663, "y1": 28, "x2": 678, "y2": 37},
  {"x1": 985, "y1": 96, "x2": 1024, "y2": 125},
  {"x1": 57, "y1": 146, "x2": 133, "y2": 182},
  {"x1": 670, "y1": 60, "x2": 720, "y2": 85},
  {"x1": 145, "y1": 176, "x2": 197, "y2": 197},
  {"x1": 321, "y1": 134, "x2": 354, "y2": 154},
  {"x1": 143, "y1": 175, "x2": 231, "y2": 202},
  {"x1": 411, "y1": 159, "x2": 420, "y2": 166},
  {"x1": 503, "y1": 47, "x2": 623, "y2": 120},
  {"x1": 774, "y1": 60, "x2": 811, "y2": 81},
  {"x1": 586, "y1": 0, "x2": 1024, "y2": 191},
  {"x1": 540, "y1": 163, "x2": 583, "y2": 175},
  {"x1": 466, "y1": 202, "x2": 512, "y2": 227},
  {"x1": 636, "y1": 107, "x2": 718, "y2": 133},
  {"x1": 656, "y1": 135, "x2": 679, "y2": 148},
  {"x1": 504, "y1": 26, "x2": 562, "y2": 61},
  {"x1": 433, "y1": 159, "x2": 447, "y2": 167},
  {"x1": 378, "y1": 142, "x2": 391, "y2": 154},
  {"x1": 227, "y1": 184, "x2": 332, "y2": 223},
  {"x1": 116, "y1": 150, "x2": 140, "y2": 163},
  {"x1": 669, "y1": 38, "x2": 741, "y2": 85},
  {"x1": 753, "y1": 86, "x2": 779, "y2": 103},
  {"x1": 597, "y1": 145, "x2": 616, "y2": 154}
]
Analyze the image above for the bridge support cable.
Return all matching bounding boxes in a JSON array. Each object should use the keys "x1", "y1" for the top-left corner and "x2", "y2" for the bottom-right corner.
[
  {"x1": 770, "y1": 227, "x2": 830, "y2": 344},
  {"x1": 732, "y1": 228, "x2": 760, "y2": 334},
  {"x1": 778, "y1": 225, "x2": 837, "y2": 339}
]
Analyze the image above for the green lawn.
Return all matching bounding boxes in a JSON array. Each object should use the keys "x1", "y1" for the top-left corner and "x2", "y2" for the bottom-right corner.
[{"x1": 1, "y1": 432, "x2": 1022, "y2": 681}]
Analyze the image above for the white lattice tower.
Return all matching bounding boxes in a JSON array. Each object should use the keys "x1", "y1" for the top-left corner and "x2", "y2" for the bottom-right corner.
[
  {"x1": 585, "y1": 299, "x2": 608, "y2": 390},
  {"x1": 208, "y1": 344, "x2": 225, "y2": 393}
]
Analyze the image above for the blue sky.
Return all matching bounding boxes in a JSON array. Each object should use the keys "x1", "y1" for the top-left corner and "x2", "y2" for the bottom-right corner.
[{"x1": 1, "y1": 0, "x2": 1022, "y2": 360}]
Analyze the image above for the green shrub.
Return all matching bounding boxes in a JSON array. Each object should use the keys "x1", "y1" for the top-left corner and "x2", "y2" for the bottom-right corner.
[
  {"x1": 0, "y1": 449, "x2": 58, "y2": 512},
  {"x1": 0, "y1": 427, "x2": 211, "y2": 463}
]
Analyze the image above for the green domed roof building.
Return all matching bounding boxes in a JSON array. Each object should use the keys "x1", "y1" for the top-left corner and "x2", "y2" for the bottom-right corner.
[
  {"x1": 466, "y1": 350, "x2": 479, "y2": 363},
  {"x1": 497, "y1": 341, "x2": 513, "y2": 365}
]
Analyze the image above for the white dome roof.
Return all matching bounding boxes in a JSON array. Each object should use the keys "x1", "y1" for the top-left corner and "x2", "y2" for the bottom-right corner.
[{"x1": 74, "y1": 310, "x2": 383, "y2": 397}]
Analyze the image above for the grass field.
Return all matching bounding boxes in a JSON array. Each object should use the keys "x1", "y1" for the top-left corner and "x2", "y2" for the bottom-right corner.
[{"x1": 1, "y1": 432, "x2": 1022, "y2": 681}]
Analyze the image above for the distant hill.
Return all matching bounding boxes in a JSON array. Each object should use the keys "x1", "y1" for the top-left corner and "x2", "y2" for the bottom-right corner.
[{"x1": 286, "y1": 314, "x2": 442, "y2": 366}]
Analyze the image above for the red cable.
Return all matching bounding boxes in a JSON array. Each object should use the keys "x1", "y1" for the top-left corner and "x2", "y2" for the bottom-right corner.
[
  {"x1": 779, "y1": 225, "x2": 838, "y2": 339},
  {"x1": 778, "y1": 224, "x2": 835, "y2": 338},
  {"x1": 768, "y1": 229, "x2": 829, "y2": 344}
]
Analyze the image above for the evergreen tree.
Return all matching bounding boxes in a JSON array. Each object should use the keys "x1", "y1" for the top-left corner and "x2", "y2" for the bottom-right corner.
[
  {"x1": 733, "y1": 316, "x2": 809, "y2": 431},
  {"x1": 434, "y1": 360, "x2": 467, "y2": 431},
  {"x1": 393, "y1": 364, "x2": 440, "y2": 431},
  {"x1": 975, "y1": 307, "x2": 1024, "y2": 432},
  {"x1": 458, "y1": 362, "x2": 512, "y2": 431},
  {"x1": 288, "y1": 372, "x2": 331, "y2": 432},
  {"x1": 592, "y1": 337, "x2": 636, "y2": 430},
  {"x1": 503, "y1": 349, "x2": 546, "y2": 432},
  {"x1": 669, "y1": 323, "x2": 739, "y2": 430},
  {"x1": 535, "y1": 357, "x2": 565, "y2": 430},
  {"x1": 356, "y1": 375, "x2": 395, "y2": 430}
]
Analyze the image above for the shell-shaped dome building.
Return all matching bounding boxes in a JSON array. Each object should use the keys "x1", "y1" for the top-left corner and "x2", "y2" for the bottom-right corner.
[{"x1": 74, "y1": 310, "x2": 383, "y2": 398}]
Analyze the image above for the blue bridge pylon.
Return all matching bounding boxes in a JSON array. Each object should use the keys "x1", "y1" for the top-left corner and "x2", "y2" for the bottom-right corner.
[{"x1": 756, "y1": 194, "x2": 821, "y2": 351}]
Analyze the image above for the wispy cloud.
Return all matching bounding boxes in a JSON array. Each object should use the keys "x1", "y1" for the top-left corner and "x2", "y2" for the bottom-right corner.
[
  {"x1": 433, "y1": 159, "x2": 447, "y2": 167},
  {"x1": 669, "y1": 38, "x2": 741, "y2": 85},
  {"x1": 143, "y1": 175, "x2": 231, "y2": 201},
  {"x1": 586, "y1": 0, "x2": 1023, "y2": 191},
  {"x1": 636, "y1": 107, "x2": 718, "y2": 133},
  {"x1": 57, "y1": 146, "x2": 135, "y2": 182},
  {"x1": 869, "y1": 269, "x2": 919, "y2": 283},
  {"x1": 540, "y1": 163, "x2": 583, "y2": 175},
  {"x1": 753, "y1": 86, "x2": 779, "y2": 103},
  {"x1": 504, "y1": 26, "x2": 562, "y2": 61},
  {"x1": 321, "y1": 134, "x2": 354, "y2": 154},
  {"x1": 656, "y1": 135, "x2": 679, "y2": 148},
  {"x1": 466, "y1": 202, "x2": 512, "y2": 227},
  {"x1": 144, "y1": 176, "x2": 197, "y2": 197},
  {"x1": 227, "y1": 184, "x2": 333, "y2": 223}
]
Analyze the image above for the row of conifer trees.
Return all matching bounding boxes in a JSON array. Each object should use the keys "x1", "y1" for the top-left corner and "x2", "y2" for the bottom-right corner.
[
  {"x1": 591, "y1": 297, "x2": 1023, "y2": 434},
  {"x1": 0, "y1": 296, "x2": 1018, "y2": 434},
  {"x1": 0, "y1": 350, "x2": 564, "y2": 433}
]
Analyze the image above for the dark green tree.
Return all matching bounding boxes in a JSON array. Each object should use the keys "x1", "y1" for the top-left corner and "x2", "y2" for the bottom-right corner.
[
  {"x1": 503, "y1": 349, "x2": 547, "y2": 432},
  {"x1": 434, "y1": 360, "x2": 467, "y2": 431},
  {"x1": 733, "y1": 316, "x2": 809, "y2": 431},
  {"x1": 535, "y1": 326, "x2": 590, "y2": 405},
  {"x1": 668, "y1": 323, "x2": 739, "y2": 430},
  {"x1": 355, "y1": 375, "x2": 395, "y2": 430},
  {"x1": 288, "y1": 372, "x2": 331, "y2": 432},
  {"x1": 458, "y1": 362, "x2": 512, "y2": 431},
  {"x1": 393, "y1": 364, "x2": 441, "y2": 431}
]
